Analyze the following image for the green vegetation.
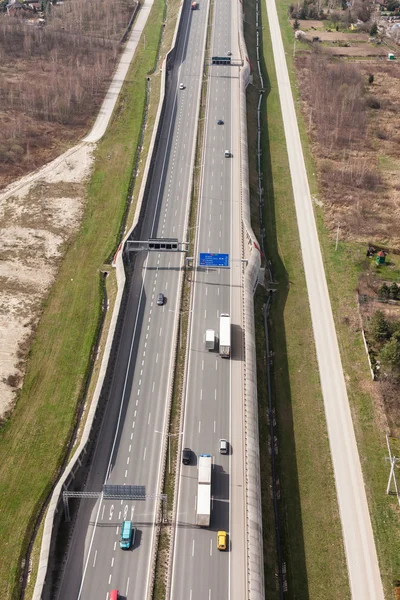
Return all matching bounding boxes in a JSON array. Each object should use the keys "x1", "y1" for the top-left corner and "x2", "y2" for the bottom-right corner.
[
  {"x1": 243, "y1": 0, "x2": 349, "y2": 597},
  {"x1": 0, "y1": 1, "x2": 165, "y2": 596},
  {"x1": 275, "y1": 0, "x2": 400, "y2": 595}
]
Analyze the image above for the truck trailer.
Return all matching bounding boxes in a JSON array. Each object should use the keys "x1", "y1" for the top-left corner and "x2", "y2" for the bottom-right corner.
[
  {"x1": 196, "y1": 454, "x2": 212, "y2": 526},
  {"x1": 219, "y1": 314, "x2": 231, "y2": 358}
]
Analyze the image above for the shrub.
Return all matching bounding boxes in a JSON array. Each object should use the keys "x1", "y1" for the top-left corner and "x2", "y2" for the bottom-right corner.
[
  {"x1": 369, "y1": 310, "x2": 390, "y2": 343},
  {"x1": 389, "y1": 282, "x2": 400, "y2": 300},
  {"x1": 378, "y1": 283, "x2": 390, "y2": 299},
  {"x1": 380, "y1": 337, "x2": 400, "y2": 372},
  {"x1": 376, "y1": 129, "x2": 388, "y2": 140},
  {"x1": 366, "y1": 96, "x2": 381, "y2": 109}
]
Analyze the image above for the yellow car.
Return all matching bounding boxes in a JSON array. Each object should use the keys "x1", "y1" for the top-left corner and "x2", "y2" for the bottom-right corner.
[{"x1": 217, "y1": 530, "x2": 227, "y2": 551}]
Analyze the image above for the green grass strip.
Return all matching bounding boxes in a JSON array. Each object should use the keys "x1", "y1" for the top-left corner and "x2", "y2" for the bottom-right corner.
[
  {"x1": 275, "y1": 0, "x2": 400, "y2": 595},
  {"x1": 243, "y1": 0, "x2": 350, "y2": 596},
  {"x1": 0, "y1": 1, "x2": 164, "y2": 596}
]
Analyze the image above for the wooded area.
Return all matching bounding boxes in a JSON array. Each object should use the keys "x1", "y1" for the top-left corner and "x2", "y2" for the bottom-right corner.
[{"x1": 0, "y1": 0, "x2": 136, "y2": 188}]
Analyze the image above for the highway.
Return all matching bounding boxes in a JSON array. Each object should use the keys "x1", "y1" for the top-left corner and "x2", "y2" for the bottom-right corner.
[
  {"x1": 266, "y1": 0, "x2": 384, "y2": 597},
  {"x1": 56, "y1": 3, "x2": 210, "y2": 599},
  {"x1": 170, "y1": 0, "x2": 247, "y2": 596}
]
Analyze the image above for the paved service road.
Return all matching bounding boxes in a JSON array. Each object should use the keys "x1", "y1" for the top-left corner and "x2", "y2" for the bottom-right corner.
[
  {"x1": 266, "y1": 0, "x2": 384, "y2": 597},
  {"x1": 56, "y1": 4, "x2": 209, "y2": 600},
  {"x1": 170, "y1": 0, "x2": 247, "y2": 598}
]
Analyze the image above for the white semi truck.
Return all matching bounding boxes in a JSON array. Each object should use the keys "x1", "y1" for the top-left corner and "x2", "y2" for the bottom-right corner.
[
  {"x1": 196, "y1": 454, "x2": 212, "y2": 526},
  {"x1": 219, "y1": 314, "x2": 231, "y2": 358}
]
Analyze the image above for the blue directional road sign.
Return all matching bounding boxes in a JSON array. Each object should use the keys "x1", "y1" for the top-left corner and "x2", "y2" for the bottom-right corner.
[{"x1": 199, "y1": 253, "x2": 229, "y2": 267}]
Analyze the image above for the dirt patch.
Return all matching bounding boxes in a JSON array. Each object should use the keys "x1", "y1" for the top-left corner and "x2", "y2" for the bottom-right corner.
[
  {"x1": 304, "y1": 31, "x2": 368, "y2": 41},
  {"x1": 325, "y1": 45, "x2": 387, "y2": 56},
  {"x1": 0, "y1": 143, "x2": 94, "y2": 417},
  {"x1": 295, "y1": 19, "x2": 325, "y2": 30}
]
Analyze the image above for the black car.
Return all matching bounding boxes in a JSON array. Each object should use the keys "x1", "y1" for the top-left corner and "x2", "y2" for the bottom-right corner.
[
  {"x1": 182, "y1": 448, "x2": 192, "y2": 465},
  {"x1": 217, "y1": 119, "x2": 224, "y2": 125}
]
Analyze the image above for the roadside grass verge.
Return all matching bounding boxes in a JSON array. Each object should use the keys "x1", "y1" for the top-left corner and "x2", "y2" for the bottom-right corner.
[
  {"x1": 276, "y1": 0, "x2": 400, "y2": 594},
  {"x1": 0, "y1": 1, "x2": 165, "y2": 597},
  {"x1": 243, "y1": 0, "x2": 350, "y2": 596}
]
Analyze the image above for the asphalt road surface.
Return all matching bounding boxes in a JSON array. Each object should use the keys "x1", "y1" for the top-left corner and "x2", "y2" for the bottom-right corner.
[
  {"x1": 56, "y1": 4, "x2": 209, "y2": 600},
  {"x1": 170, "y1": 0, "x2": 247, "y2": 597},
  {"x1": 266, "y1": 0, "x2": 385, "y2": 597}
]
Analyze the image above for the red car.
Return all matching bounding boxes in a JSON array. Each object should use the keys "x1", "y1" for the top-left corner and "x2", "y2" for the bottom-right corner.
[{"x1": 110, "y1": 591, "x2": 119, "y2": 600}]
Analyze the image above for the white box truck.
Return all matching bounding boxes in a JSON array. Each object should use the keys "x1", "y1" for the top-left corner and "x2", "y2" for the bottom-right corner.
[
  {"x1": 196, "y1": 454, "x2": 212, "y2": 526},
  {"x1": 219, "y1": 314, "x2": 231, "y2": 358},
  {"x1": 205, "y1": 329, "x2": 215, "y2": 350}
]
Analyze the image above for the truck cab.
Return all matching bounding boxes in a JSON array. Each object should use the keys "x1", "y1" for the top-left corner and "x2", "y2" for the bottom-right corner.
[{"x1": 205, "y1": 329, "x2": 215, "y2": 350}]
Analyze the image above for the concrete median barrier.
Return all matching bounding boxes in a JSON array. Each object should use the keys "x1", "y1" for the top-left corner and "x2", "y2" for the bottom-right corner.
[{"x1": 237, "y1": 1, "x2": 265, "y2": 599}]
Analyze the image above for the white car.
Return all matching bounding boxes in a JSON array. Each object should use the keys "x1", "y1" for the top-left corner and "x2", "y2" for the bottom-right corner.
[{"x1": 179, "y1": 83, "x2": 185, "y2": 89}]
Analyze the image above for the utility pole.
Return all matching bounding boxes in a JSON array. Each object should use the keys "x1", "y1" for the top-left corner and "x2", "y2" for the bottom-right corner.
[{"x1": 335, "y1": 222, "x2": 340, "y2": 251}]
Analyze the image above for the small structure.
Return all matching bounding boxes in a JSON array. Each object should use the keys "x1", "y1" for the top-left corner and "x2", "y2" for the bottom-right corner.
[
  {"x1": 388, "y1": 52, "x2": 396, "y2": 60},
  {"x1": 376, "y1": 250, "x2": 387, "y2": 265}
]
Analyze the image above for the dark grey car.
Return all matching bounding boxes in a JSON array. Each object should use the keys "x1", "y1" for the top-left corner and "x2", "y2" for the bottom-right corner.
[{"x1": 182, "y1": 448, "x2": 192, "y2": 465}]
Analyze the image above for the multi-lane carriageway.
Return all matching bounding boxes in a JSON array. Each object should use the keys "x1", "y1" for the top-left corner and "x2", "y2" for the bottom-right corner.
[
  {"x1": 170, "y1": 0, "x2": 247, "y2": 596},
  {"x1": 56, "y1": 1, "x2": 213, "y2": 598}
]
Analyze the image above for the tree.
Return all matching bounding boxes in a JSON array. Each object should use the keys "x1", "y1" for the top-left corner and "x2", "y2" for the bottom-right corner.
[
  {"x1": 389, "y1": 282, "x2": 400, "y2": 300},
  {"x1": 369, "y1": 22, "x2": 378, "y2": 36},
  {"x1": 378, "y1": 283, "x2": 389, "y2": 299},
  {"x1": 390, "y1": 321, "x2": 400, "y2": 340},
  {"x1": 387, "y1": 0, "x2": 400, "y2": 11},
  {"x1": 380, "y1": 337, "x2": 400, "y2": 372},
  {"x1": 293, "y1": 17, "x2": 300, "y2": 29},
  {"x1": 368, "y1": 73, "x2": 374, "y2": 85},
  {"x1": 369, "y1": 310, "x2": 390, "y2": 343},
  {"x1": 299, "y1": 1, "x2": 308, "y2": 19}
]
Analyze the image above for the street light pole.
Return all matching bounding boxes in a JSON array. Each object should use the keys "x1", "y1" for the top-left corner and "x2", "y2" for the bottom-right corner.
[{"x1": 168, "y1": 434, "x2": 171, "y2": 475}]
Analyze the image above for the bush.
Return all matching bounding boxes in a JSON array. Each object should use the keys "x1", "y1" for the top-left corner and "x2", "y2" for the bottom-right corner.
[
  {"x1": 369, "y1": 22, "x2": 378, "y2": 36},
  {"x1": 378, "y1": 283, "x2": 390, "y2": 299},
  {"x1": 389, "y1": 282, "x2": 400, "y2": 300},
  {"x1": 380, "y1": 337, "x2": 400, "y2": 372},
  {"x1": 376, "y1": 129, "x2": 388, "y2": 140},
  {"x1": 366, "y1": 96, "x2": 381, "y2": 109},
  {"x1": 368, "y1": 73, "x2": 374, "y2": 85},
  {"x1": 369, "y1": 310, "x2": 390, "y2": 343}
]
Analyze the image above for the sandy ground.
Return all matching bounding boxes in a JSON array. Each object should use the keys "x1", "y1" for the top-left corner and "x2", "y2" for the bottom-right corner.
[{"x1": 0, "y1": 143, "x2": 95, "y2": 417}]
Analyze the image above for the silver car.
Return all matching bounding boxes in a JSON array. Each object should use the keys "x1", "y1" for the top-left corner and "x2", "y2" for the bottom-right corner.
[
  {"x1": 157, "y1": 293, "x2": 165, "y2": 306},
  {"x1": 219, "y1": 439, "x2": 228, "y2": 454}
]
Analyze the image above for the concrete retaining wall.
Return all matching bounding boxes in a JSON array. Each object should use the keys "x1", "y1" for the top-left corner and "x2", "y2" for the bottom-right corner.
[{"x1": 237, "y1": 1, "x2": 265, "y2": 599}]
